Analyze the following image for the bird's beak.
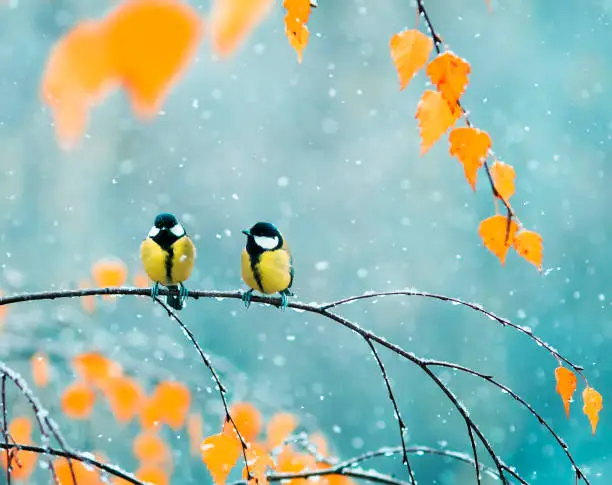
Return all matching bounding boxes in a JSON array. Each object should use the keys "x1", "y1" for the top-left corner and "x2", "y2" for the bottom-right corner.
[{"x1": 242, "y1": 229, "x2": 250, "y2": 236}]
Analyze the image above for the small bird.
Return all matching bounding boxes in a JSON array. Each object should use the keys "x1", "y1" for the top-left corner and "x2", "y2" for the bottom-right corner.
[
  {"x1": 140, "y1": 212, "x2": 196, "y2": 310},
  {"x1": 241, "y1": 221, "x2": 294, "y2": 310}
]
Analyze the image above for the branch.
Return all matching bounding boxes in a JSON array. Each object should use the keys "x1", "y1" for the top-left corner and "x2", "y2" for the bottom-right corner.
[
  {"x1": 0, "y1": 442, "x2": 145, "y2": 485},
  {"x1": 151, "y1": 296, "x2": 253, "y2": 481},
  {"x1": 365, "y1": 338, "x2": 415, "y2": 484},
  {"x1": 0, "y1": 287, "x2": 591, "y2": 484}
]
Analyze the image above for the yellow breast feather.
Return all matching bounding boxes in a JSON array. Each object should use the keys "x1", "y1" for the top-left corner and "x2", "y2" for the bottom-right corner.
[
  {"x1": 140, "y1": 238, "x2": 169, "y2": 285},
  {"x1": 169, "y1": 236, "x2": 196, "y2": 284},
  {"x1": 250, "y1": 248, "x2": 292, "y2": 295}
]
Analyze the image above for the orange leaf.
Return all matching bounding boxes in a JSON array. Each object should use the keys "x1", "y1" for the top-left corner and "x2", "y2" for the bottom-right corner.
[
  {"x1": 266, "y1": 412, "x2": 298, "y2": 449},
  {"x1": 276, "y1": 447, "x2": 316, "y2": 485},
  {"x1": 416, "y1": 90, "x2": 460, "y2": 155},
  {"x1": 40, "y1": 20, "x2": 116, "y2": 150},
  {"x1": 490, "y1": 160, "x2": 516, "y2": 201},
  {"x1": 582, "y1": 387, "x2": 603, "y2": 435},
  {"x1": 478, "y1": 215, "x2": 519, "y2": 265},
  {"x1": 61, "y1": 381, "x2": 96, "y2": 419},
  {"x1": 140, "y1": 394, "x2": 164, "y2": 431},
  {"x1": 55, "y1": 458, "x2": 104, "y2": 485},
  {"x1": 31, "y1": 351, "x2": 50, "y2": 388},
  {"x1": 209, "y1": 0, "x2": 274, "y2": 57},
  {"x1": 104, "y1": 0, "x2": 203, "y2": 118},
  {"x1": 155, "y1": 380, "x2": 191, "y2": 429},
  {"x1": 91, "y1": 257, "x2": 128, "y2": 288},
  {"x1": 201, "y1": 433, "x2": 242, "y2": 484},
  {"x1": 102, "y1": 376, "x2": 145, "y2": 423},
  {"x1": 513, "y1": 230, "x2": 544, "y2": 271},
  {"x1": 448, "y1": 127, "x2": 491, "y2": 190},
  {"x1": 136, "y1": 465, "x2": 169, "y2": 485},
  {"x1": 283, "y1": 0, "x2": 311, "y2": 63},
  {"x1": 389, "y1": 29, "x2": 433, "y2": 90},
  {"x1": 187, "y1": 413, "x2": 204, "y2": 456},
  {"x1": 78, "y1": 279, "x2": 97, "y2": 314},
  {"x1": 242, "y1": 442, "x2": 275, "y2": 485},
  {"x1": 0, "y1": 418, "x2": 37, "y2": 479},
  {"x1": 223, "y1": 402, "x2": 262, "y2": 443},
  {"x1": 309, "y1": 432, "x2": 328, "y2": 457},
  {"x1": 8, "y1": 417, "x2": 33, "y2": 442},
  {"x1": 133, "y1": 431, "x2": 172, "y2": 465},
  {"x1": 73, "y1": 352, "x2": 123, "y2": 387},
  {"x1": 426, "y1": 51, "x2": 471, "y2": 108},
  {"x1": 133, "y1": 272, "x2": 151, "y2": 289},
  {"x1": 554, "y1": 366, "x2": 577, "y2": 418}
]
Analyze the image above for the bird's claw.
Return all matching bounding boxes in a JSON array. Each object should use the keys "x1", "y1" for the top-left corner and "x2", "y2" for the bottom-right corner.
[
  {"x1": 242, "y1": 289, "x2": 253, "y2": 309},
  {"x1": 279, "y1": 289, "x2": 293, "y2": 311},
  {"x1": 151, "y1": 282, "x2": 160, "y2": 300},
  {"x1": 179, "y1": 283, "x2": 189, "y2": 308}
]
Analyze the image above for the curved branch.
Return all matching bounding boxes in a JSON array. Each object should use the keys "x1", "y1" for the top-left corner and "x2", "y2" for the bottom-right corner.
[
  {"x1": 0, "y1": 442, "x2": 144, "y2": 485},
  {"x1": 0, "y1": 287, "x2": 591, "y2": 484}
]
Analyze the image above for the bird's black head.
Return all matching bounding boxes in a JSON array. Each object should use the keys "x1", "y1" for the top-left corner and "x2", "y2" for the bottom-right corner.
[
  {"x1": 242, "y1": 222, "x2": 283, "y2": 254},
  {"x1": 148, "y1": 212, "x2": 186, "y2": 249}
]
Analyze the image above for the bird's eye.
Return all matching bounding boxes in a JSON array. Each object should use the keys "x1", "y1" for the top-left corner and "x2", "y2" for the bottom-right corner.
[
  {"x1": 170, "y1": 224, "x2": 185, "y2": 237},
  {"x1": 254, "y1": 235, "x2": 279, "y2": 250},
  {"x1": 148, "y1": 226, "x2": 160, "y2": 238}
]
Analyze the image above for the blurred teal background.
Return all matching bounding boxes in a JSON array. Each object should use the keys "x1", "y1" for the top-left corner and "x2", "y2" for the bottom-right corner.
[{"x1": 0, "y1": 0, "x2": 609, "y2": 483}]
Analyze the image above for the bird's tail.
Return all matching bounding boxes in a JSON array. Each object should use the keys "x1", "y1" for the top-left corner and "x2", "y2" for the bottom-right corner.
[{"x1": 166, "y1": 286, "x2": 184, "y2": 311}]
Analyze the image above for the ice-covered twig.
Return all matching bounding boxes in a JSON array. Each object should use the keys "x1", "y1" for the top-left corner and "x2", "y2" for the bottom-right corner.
[{"x1": 152, "y1": 296, "x2": 253, "y2": 481}]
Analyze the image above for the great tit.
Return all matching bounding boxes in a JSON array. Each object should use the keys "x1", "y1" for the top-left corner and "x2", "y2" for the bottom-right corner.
[
  {"x1": 140, "y1": 212, "x2": 195, "y2": 310},
  {"x1": 241, "y1": 221, "x2": 294, "y2": 310}
]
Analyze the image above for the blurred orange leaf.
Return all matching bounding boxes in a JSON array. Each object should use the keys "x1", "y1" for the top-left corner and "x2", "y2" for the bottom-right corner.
[
  {"x1": 283, "y1": 0, "x2": 311, "y2": 63},
  {"x1": 133, "y1": 272, "x2": 151, "y2": 289},
  {"x1": 276, "y1": 447, "x2": 316, "y2": 482},
  {"x1": 0, "y1": 290, "x2": 9, "y2": 326},
  {"x1": 266, "y1": 412, "x2": 298, "y2": 449},
  {"x1": 103, "y1": 375, "x2": 145, "y2": 423},
  {"x1": 490, "y1": 160, "x2": 516, "y2": 201},
  {"x1": 0, "y1": 417, "x2": 37, "y2": 479},
  {"x1": 133, "y1": 431, "x2": 172, "y2": 465},
  {"x1": 92, "y1": 257, "x2": 128, "y2": 288},
  {"x1": 583, "y1": 387, "x2": 603, "y2": 435},
  {"x1": 104, "y1": 0, "x2": 203, "y2": 118},
  {"x1": 31, "y1": 351, "x2": 50, "y2": 388},
  {"x1": 140, "y1": 394, "x2": 164, "y2": 431},
  {"x1": 73, "y1": 352, "x2": 123, "y2": 387},
  {"x1": 40, "y1": 20, "x2": 116, "y2": 150},
  {"x1": 56, "y1": 458, "x2": 104, "y2": 485},
  {"x1": 243, "y1": 442, "x2": 275, "y2": 485},
  {"x1": 155, "y1": 380, "x2": 191, "y2": 429},
  {"x1": 389, "y1": 29, "x2": 433, "y2": 90},
  {"x1": 416, "y1": 90, "x2": 460, "y2": 155},
  {"x1": 309, "y1": 432, "x2": 328, "y2": 457},
  {"x1": 478, "y1": 215, "x2": 519, "y2": 265},
  {"x1": 201, "y1": 433, "x2": 242, "y2": 484},
  {"x1": 209, "y1": 0, "x2": 274, "y2": 57},
  {"x1": 554, "y1": 366, "x2": 577, "y2": 418},
  {"x1": 426, "y1": 51, "x2": 471, "y2": 108},
  {"x1": 136, "y1": 465, "x2": 169, "y2": 485},
  {"x1": 224, "y1": 401, "x2": 262, "y2": 443},
  {"x1": 61, "y1": 381, "x2": 96, "y2": 420},
  {"x1": 448, "y1": 127, "x2": 491, "y2": 190},
  {"x1": 188, "y1": 413, "x2": 204, "y2": 456},
  {"x1": 78, "y1": 279, "x2": 97, "y2": 314},
  {"x1": 513, "y1": 230, "x2": 543, "y2": 271}
]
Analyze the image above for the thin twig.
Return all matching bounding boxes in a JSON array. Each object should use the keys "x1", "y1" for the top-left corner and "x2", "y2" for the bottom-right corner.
[
  {"x1": 365, "y1": 338, "x2": 415, "y2": 484},
  {"x1": 152, "y1": 296, "x2": 253, "y2": 482},
  {"x1": 1, "y1": 375, "x2": 10, "y2": 485},
  {"x1": 0, "y1": 442, "x2": 145, "y2": 485}
]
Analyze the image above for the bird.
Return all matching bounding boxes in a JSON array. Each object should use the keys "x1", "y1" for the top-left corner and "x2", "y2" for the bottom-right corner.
[
  {"x1": 140, "y1": 212, "x2": 196, "y2": 311},
  {"x1": 241, "y1": 221, "x2": 294, "y2": 310}
]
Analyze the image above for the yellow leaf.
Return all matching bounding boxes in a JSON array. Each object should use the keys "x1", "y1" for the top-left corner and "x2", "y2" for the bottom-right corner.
[
  {"x1": 283, "y1": 0, "x2": 311, "y2": 63},
  {"x1": 554, "y1": 367, "x2": 577, "y2": 418},
  {"x1": 416, "y1": 90, "x2": 460, "y2": 155},
  {"x1": 448, "y1": 126, "x2": 491, "y2": 190},
  {"x1": 478, "y1": 215, "x2": 519, "y2": 265},
  {"x1": 513, "y1": 230, "x2": 543, "y2": 271},
  {"x1": 426, "y1": 51, "x2": 471, "y2": 108},
  {"x1": 489, "y1": 160, "x2": 516, "y2": 201},
  {"x1": 582, "y1": 387, "x2": 603, "y2": 435},
  {"x1": 389, "y1": 30, "x2": 433, "y2": 90},
  {"x1": 201, "y1": 433, "x2": 242, "y2": 484}
]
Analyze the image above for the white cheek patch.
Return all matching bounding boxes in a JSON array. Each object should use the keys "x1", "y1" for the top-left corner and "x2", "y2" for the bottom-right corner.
[
  {"x1": 254, "y1": 235, "x2": 279, "y2": 250},
  {"x1": 170, "y1": 224, "x2": 185, "y2": 238},
  {"x1": 148, "y1": 226, "x2": 160, "y2": 238}
]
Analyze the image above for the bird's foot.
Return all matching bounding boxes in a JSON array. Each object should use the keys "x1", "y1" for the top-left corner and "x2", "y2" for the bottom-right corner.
[
  {"x1": 279, "y1": 289, "x2": 293, "y2": 311},
  {"x1": 242, "y1": 289, "x2": 254, "y2": 309},
  {"x1": 151, "y1": 282, "x2": 160, "y2": 301},
  {"x1": 179, "y1": 283, "x2": 189, "y2": 308}
]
